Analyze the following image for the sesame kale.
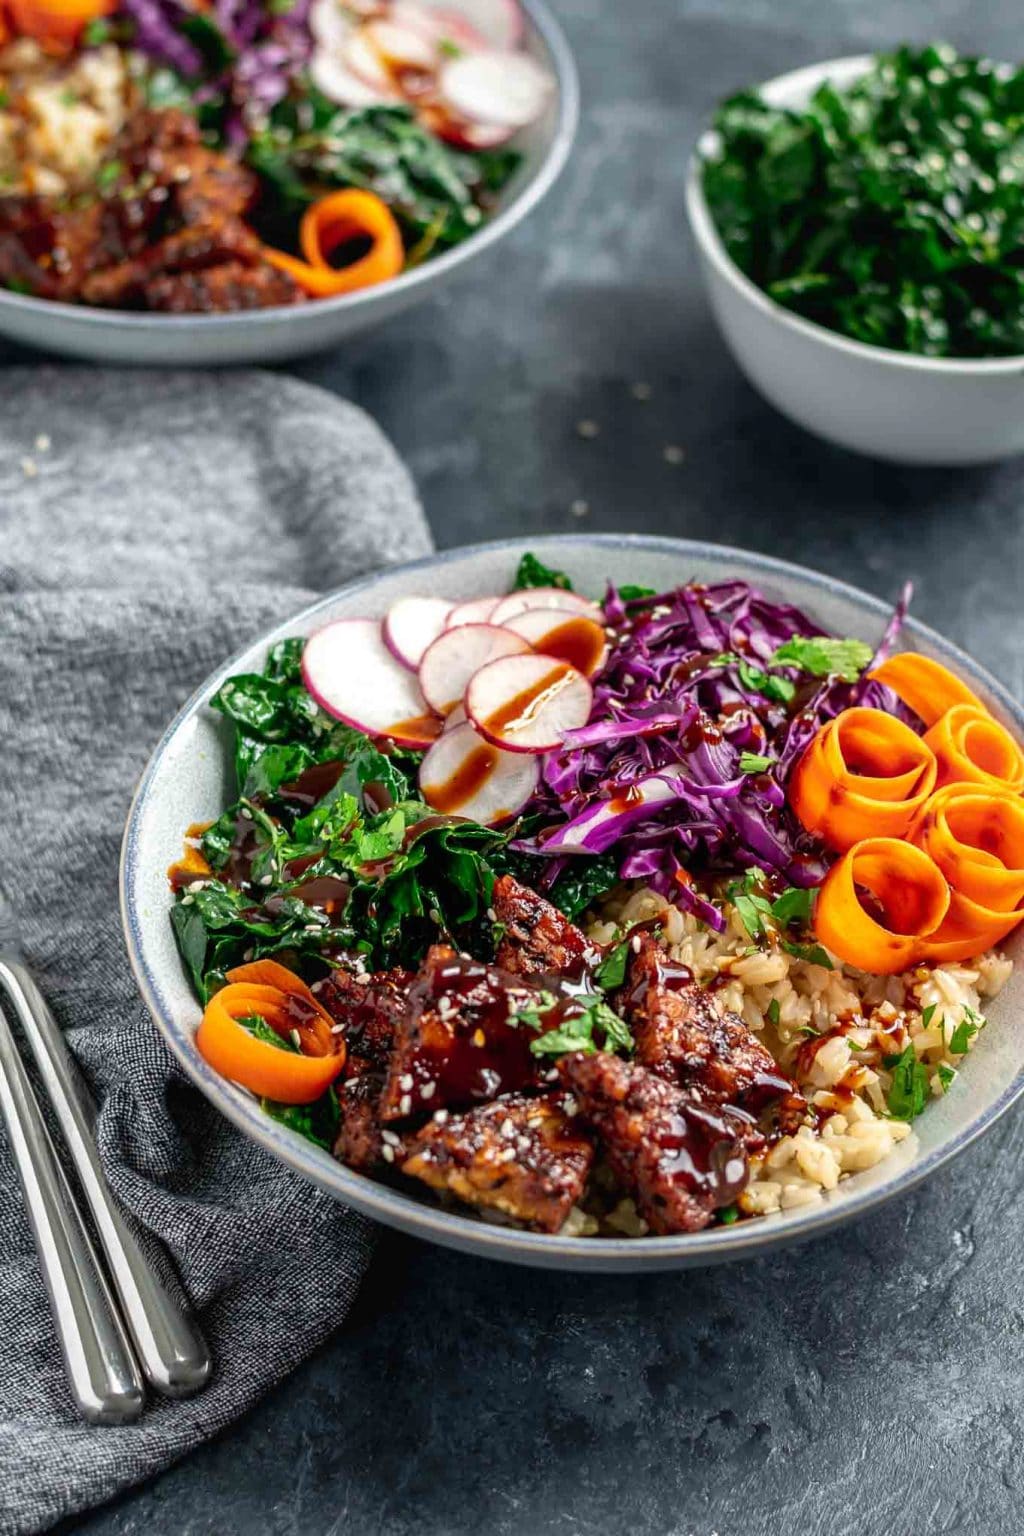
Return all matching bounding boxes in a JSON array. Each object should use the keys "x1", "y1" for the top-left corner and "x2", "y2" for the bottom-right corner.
[{"x1": 704, "y1": 44, "x2": 1024, "y2": 358}]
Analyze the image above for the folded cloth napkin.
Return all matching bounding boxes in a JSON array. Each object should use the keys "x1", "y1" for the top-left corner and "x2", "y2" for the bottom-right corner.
[{"x1": 0, "y1": 368, "x2": 432, "y2": 1536}]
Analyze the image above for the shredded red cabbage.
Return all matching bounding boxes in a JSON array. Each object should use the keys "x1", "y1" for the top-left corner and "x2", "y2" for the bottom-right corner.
[
  {"x1": 120, "y1": 0, "x2": 313, "y2": 133},
  {"x1": 517, "y1": 578, "x2": 914, "y2": 932}
]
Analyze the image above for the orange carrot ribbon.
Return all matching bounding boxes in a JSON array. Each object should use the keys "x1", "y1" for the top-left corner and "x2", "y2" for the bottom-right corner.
[
  {"x1": 8, "y1": 0, "x2": 113, "y2": 48},
  {"x1": 196, "y1": 962, "x2": 344, "y2": 1104},
  {"x1": 789, "y1": 707, "x2": 937, "y2": 853},
  {"x1": 263, "y1": 189, "x2": 405, "y2": 297},
  {"x1": 869, "y1": 652, "x2": 985, "y2": 727},
  {"x1": 814, "y1": 837, "x2": 950, "y2": 975},
  {"x1": 924, "y1": 703, "x2": 1024, "y2": 794}
]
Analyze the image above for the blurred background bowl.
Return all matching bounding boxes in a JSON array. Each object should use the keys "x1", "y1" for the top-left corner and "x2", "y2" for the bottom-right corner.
[
  {"x1": 686, "y1": 54, "x2": 1024, "y2": 467},
  {"x1": 0, "y1": 0, "x2": 577, "y2": 368}
]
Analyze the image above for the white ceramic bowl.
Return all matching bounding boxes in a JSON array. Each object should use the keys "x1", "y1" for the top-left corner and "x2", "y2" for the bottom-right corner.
[
  {"x1": 121, "y1": 534, "x2": 1024, "y2": 1271},
  {"x1": 686, "y1": 56, "x2": 1024, "y2": 467},
  {"x1": 0, "y1": 0, "x2": 577, "y2": 367}
]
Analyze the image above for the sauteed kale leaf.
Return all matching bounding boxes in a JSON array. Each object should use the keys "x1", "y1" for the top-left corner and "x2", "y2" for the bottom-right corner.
[
  {"x1": 248, "y1": 98, "x2": 519, "y2": 252},
  {"x1": 704, "y1": 43, "x2": 1024, "y2": 357}
]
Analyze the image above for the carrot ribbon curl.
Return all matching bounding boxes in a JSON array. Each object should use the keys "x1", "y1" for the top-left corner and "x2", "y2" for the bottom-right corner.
[
  {"x1": 264, "y1": 190, "x2": 404, "y2": 297},
  {"x1": 869, "y1": 652, "x2": 984, "y2": 727},
  {"x1": 814, "y1": 838, "x2": 950, "y2": 975},
  {"x1": 788, "y1": 707, "x2": 937, "y2": 853},
  {"x1": 196, "y1": 960, "x2": 344, "y2": 1104}
]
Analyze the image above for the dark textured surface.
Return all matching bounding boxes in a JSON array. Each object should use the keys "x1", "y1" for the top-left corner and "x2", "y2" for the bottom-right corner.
[{"x1": 47, "y1": 0, "x2": 1024, "y2": 1531}]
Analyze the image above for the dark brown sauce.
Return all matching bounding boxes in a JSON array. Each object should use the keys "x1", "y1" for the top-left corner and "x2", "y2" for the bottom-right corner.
[
  {"x1": 277, "y1": 759, "x2": 345, "y2": 810},
  {"x1": 535, "y1": 617, "x2": 606, "y2": 676},
  {"x1": 424, "y1": 742, "x2": 498, "y2": 815},
  {"x1": 388, "y1": 713, "x2": 443, "y2": 744},
  {"x1": 266, "y1": 875, "x2": 351, "y2": 924},
  {"x1": 483, "y1": 663, "x2": 573, "y2": 737}
]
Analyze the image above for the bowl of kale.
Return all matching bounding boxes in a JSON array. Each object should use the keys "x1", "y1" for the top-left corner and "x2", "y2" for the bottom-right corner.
[{"x1": 686, "y1": 45, "x2": 1024, "y2": 465}]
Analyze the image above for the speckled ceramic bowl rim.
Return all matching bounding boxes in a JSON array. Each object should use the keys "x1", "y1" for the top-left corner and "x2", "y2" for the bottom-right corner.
[
  {"x1": 121, "y1": 535, "x2": 1024, "y2": 1269},
  {"x1": 686, "y1": 53, "x2": 1024, "y2": 377},
  {"x1": 0, "y1": 0, "x2": 578, "y2": 335}
]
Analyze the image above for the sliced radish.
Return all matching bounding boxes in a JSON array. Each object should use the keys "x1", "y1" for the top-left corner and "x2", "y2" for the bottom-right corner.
[
  {"x1": 394, "y1": 0, "x2": 489, "y2": 50},
  {"x1": 442, "y1": 702, "x2": 467, "y2": 732},
  {"x1": 466, "y1": 653, "x2": 593, "y2": 753},
  {"x1": 365, "y1": 16, "x2": 438, "y2": 70},
  {"x1": 440, "y1": 50, "x2": 549, "y2": 129},
  {"x1": 420, "y1": 720, "x2": 538, "y2": 825},
  {"x1": 502, "y1": 608, "x2": 608, "y2": 678},
  {"x1": 345, "y1": 24, "x2": 397, "y2": 90},
  {"x1": 302, "y1": 618, "x2": 440, "y2": 748},
  {"x1": 310, "y1": 50, "x2": 397, "y2": 105},
  {"x1": 418, "y1": 622, "x2": 530, "y2": 716},
  {"x1": 428, "y1": 108, "x2": 515, "y2": 149},
  {"x1": 490, "y1": 587, "x2": 602, "y2": 626},
  {"x1": 310, "y1": 0, "x2": 354, "y2": 50},
  {"x1": 445, "y1": 595, "x2": 501, "y2": 629},
  {"x1": 413, "y1": 0, "x2": 521, "y2": 50},
  {"x1": 383, "y1": 596, "x2": 453, "y2": 670}
]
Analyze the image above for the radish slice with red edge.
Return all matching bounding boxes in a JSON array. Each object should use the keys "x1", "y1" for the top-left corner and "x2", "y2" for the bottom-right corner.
[
  {"x1": 442, "y1": 702, "x2": 467, "y2": 732},
  {"x1": 310, "y1": 51, "x2": 397, "y2": 105},
  {"x1": 344, "y1": 25, "x2": 397, "y2": 90},
  {"x1": 466, "y1": 652, "x2": 593, "y2": 753},
  {"x1": 420, "y1": 720, "x2": 538, "y2": 825},
  {"x1": 502, "y1": 608, "x2": 608, "y2": 677},
  {"x1": 444, "y1": 595, "x2": 502, "y2": 629},
  {"x1": 302, "y1": 618, "x2": 441, "y2": 748},
  {"x1": 418, "y1": 622, "x2": 530, "y2": 716},
  {"x1": 411, "y1": 0, "x2": 521, "y2": 49},
  {"x1": 383, "y1": 595, "x2": 452, "y2": 670},
  {"x1": 440, "y1": 50, "x2": 549, "y2": 129},
  {"x1": 424, "y1": 106, "x2": 515, "y2": 149},
  {"x1": 489, "y1": 587, "x2": 603, "y2": 626},
  {"x1": 364, "y1": 16, "x2": 438, "y2": 69}
]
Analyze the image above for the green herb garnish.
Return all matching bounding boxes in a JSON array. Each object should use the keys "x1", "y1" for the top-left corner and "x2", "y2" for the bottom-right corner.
[
  {"x1": 738, "y1": 752, "x2": 775, "y2": 774},
  {"x1": 884, "y1": 1043, "x2": 931, "y2": 1120},
  {"x1": 769, "y1": 636, "x2": 873, "y2": 682},
  {"x1": 527, "y1": 997, "x2": 635, "y2": 1059},
  {"x1": 949, "y1": 1005, "x2": 984, "y2": 1055}
]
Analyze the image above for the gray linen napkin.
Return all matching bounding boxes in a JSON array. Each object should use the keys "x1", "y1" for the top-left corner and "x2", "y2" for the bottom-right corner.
[{"x1": 0, "y1": 368, "x2": 432, "y2": 1536}]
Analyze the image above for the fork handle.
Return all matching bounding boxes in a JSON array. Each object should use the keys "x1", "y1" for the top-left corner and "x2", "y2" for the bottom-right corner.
[
  {"x1": 0, "y1": 960, "x2": 212, "y2": 1397},
  {"x1": 0, "y1": 1004, "x2": 144, "y2": 1423}
]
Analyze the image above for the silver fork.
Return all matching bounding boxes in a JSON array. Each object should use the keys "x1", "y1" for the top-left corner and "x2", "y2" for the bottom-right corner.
[{"x1": 0, "y1": 923, "x2": 212, "y2": 1414}]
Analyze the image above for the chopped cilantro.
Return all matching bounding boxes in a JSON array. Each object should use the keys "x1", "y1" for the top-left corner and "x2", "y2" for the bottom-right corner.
[
  {"x1": 767, "y1": 998, "x2": 781, "y2": 1027},
  {"x1": 97, "y1": 159, "x2": 123, "y2": 192},
  {"x1": 718, "y1": 1205, "x2": 740, "y2": 1225},
  {"x1": 527, "y1": 997, "x2": 634, "y2": 1059},
  {"x1": 949, "y1": 1006, "x2": 984, "y2": 1056},
  {"x1": 782, "y1": 941, "x2": 834, "y2": 969},
  {"x1": 594, "y1": 938, "x2": 630, "y2": 992},
  {"x1": 82, "y1": 15, "x2": 111, "y2": 43},
  {"x1": 770, "y1": 636, "x2": 873, "y2": 682},
  {"x1": 736, "y1": 657, "x2": 796, "y2": 705},
  {"x1": 884, "y1": 1043, "x2": 930, "y2": 1121},
  {"x1": 770, "y1": 886, "x2": 814, "y2": 929},
  {"x1": 618, "y1": 584, "x2": 656, "y2": 601},
  {"x1": 937, "y1": 1063, "x2": 957, "y2": 1094},
  {"x1": 726, "y1": 871, "x2": 815, "y2": 941},
  {"x1": 739, "y1": 752, "x2": 775, "y2": 774}
]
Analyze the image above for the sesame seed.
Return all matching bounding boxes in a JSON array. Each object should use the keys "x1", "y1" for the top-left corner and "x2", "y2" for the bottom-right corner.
[
  {"x1": 381, "y1": 1144, "x2": 395, "y2": 1163},
  {"x1": 501, "y1": 1117, "x2": 515, "y2": 1138},
  {"x1": 576, "y1": 418, "x2": 600, "y2": 439},
  {"x1": 399, "y1": 1093, "x2": 412, "y2": 1116},
  {"x1": 260, "y1": 873, "x2": 273, "y2": 886},
  {"x1": 631, "y1": 934, "x2": 642, "y2": 953},
  {"x1": 499, "y1": 1147, "x2": 517, "y2": 1162},
  {"x1": 421, "y1": 1082, "x2": 436, "y2": 1099},
  {"x1": 381, "y1": 1130, "x2": 401, "y2": 1147},
  {"x1": 486, "y1": 908, "x2": 496, "y2": 922},
  {"x1": 433, "y1": 1108, "x2": 449, "y2": 1124},
  {"x1": 399, "y1": 1073, "x2": 414, "y2": 1091}
]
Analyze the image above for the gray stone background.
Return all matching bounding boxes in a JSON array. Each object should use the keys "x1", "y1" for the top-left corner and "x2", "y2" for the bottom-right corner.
[{"x1": 53, "y1": 0, "x2": 1024, "y2": 1530}]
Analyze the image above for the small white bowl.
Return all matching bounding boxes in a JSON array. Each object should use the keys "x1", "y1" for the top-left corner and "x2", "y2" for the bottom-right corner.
[{"x1": 686, "y1": 55, "x2": 1024, "y2": 467}]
